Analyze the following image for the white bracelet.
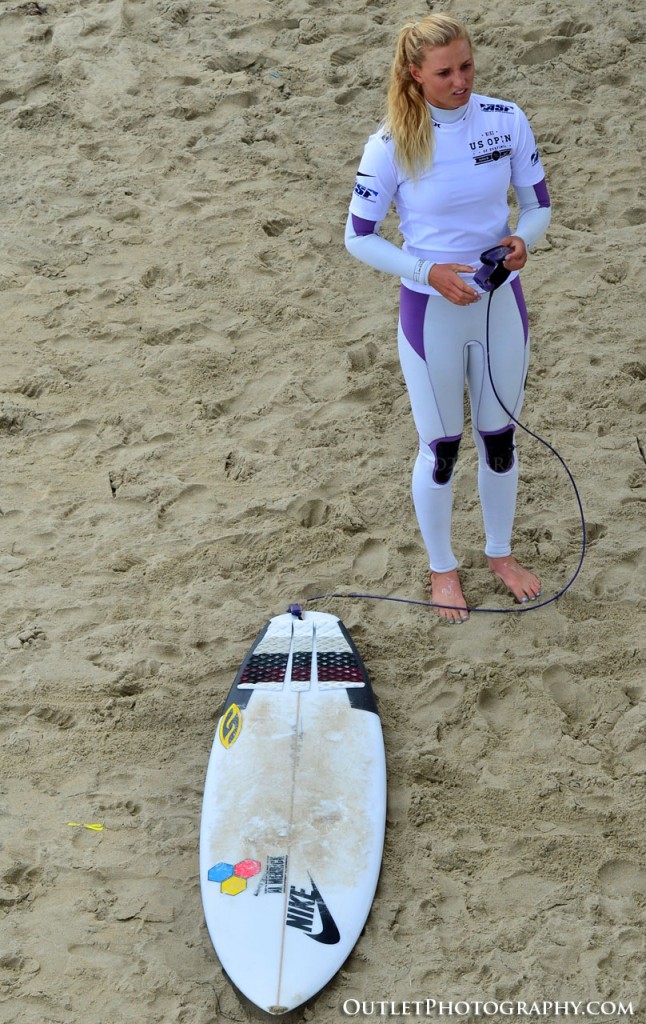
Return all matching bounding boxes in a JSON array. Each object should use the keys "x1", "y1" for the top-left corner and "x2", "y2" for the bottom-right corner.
[
  {"x1": 413, "y1": 259, "x2": 431, "y2": 284},
  {"x1": 412, "y1": 259, "x2": 434, "y2": 284}
]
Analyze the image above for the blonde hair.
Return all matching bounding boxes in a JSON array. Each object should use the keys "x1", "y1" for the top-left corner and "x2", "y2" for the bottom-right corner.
[{"x1": 386, "y1": 14, "x2": 473, "y2": 177}]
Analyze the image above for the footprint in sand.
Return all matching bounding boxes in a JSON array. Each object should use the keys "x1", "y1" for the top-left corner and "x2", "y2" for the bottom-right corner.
[
  {"x1": 334, "y1": 87, "x2": 364, "y2": 107},
  {"x1": 94, "y1": 797, "x2": 141, "y2": 817},
  {"x1": 166, "y1": 3, "x2": 190, "y2": 27},
  {"x1": 0, "y1": 862, "x2": 44, "y2": 911},
  {"x1": 291, "y1": 497, "x2": 329, "y2": 528},
  {"x1": 157, "y1": 483, "x2": 212, "y2": 527},
  {"x1": 0, "y1": 404, "x2": 40, "y2": 435},
  {"x1": 27, "y1": 707, "x2": 75, "y2": 730},
  {"x1": 347, "y1": 341, "x2": 378, "y2": 372},
  {"x1": 600, "y1": 262, "x2": 629, "y2": 285},
  {"x1": 205, "y1": 52, "x2": 260, "y2": 74},
  {"x1": 430, "y1": 683, "x2": 465, "y2": 716},
  {"x1": 523, "y1": 20, "x2": 592, "y2": 42},
  {"x1": 385, "y1": 780, "x2": 411, "y2": 828},
  {"x1": 590, "y1": 547, "x2": 644, "y2": 601},
  {"x1": 540, "y1": 129, "x2": 566, "y2": 154},
  {"x1": 11, "y1": 371, "x2": 69, "y2": 399},
  {"x1": 542, "y1": 664, "x2": 586, "y2": 724},
  {"x1": 0, "y1": 950, "x2": 41, "y2": 980},
  {"x1": 261, "y1": 218, "x2": 292, "y2": 238},
  {"x1": 119, "y1": 0, "x2": 152, "y2": 34},
  {"x1": 627, "y1": 468, "x2": 646, "y2": 490},
  {"x1": 620, "y1": 206, "x2": 646, "y2": 226},
  {"x1": 608, "y1": 704, "x2": 646, "y2": 759},
  {"x1": 108, "y1": 675, "x2": 145, "y2": 699},
  {"x1": 224, "y1": 451, "x2": 255, "y2": 482},
  {"x1": 298, "y1": 19, "x2": 327, "y2": 45},
  {"x1": 621, "y1": 361, "x2": 646, "y2": 381},
  {"x1": 518, "y1": 38, "x2": 576, "y2": 65},
  {"x1": 569, "y1": 520, "x2": 606, "y2": 545},
  {"x1": 389, "y1": 897, "x2": 437, "y2": 945},
  {"x1": 352, "y1": 538, "x2": 388, "y2": 582},
  {"x1": 330, "y1": 45, "x2": 362, "y2": 67},
  {"x1": 476, "y1": 679, "x2": 530, "y2": 737},
  {"x1": 598, "y1": 859, "x2": 646, "y2": 898}
]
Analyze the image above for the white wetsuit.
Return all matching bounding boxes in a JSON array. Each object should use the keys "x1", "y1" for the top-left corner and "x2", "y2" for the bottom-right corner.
[{"x1": 346, "y1": 93, "x2": 551, "y2": 572}]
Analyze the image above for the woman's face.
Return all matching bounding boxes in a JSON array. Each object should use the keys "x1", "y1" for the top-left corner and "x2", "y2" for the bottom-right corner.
[{"x1": 409, "y1": 38, "x2": 475, "y2": 109}]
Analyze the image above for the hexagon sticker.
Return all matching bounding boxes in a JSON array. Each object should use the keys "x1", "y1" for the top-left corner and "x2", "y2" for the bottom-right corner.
[
  {"x1": 221, "y1": 875, "x2": 247, "y2": 896},
  {"x1": 208, "y1": 862, "x2": 234, "y2": 883},
  {"x1": 234, "y1": 859, "x2": 261, "y2": 879}
]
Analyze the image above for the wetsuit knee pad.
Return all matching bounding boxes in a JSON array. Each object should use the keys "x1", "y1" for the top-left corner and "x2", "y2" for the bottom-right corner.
[
  {"x1": 482, "y1": 427, "x2": 515, "y2": 473},
  {"x1": 430, "y1": 435, "x2": 462, "y2": 485}
]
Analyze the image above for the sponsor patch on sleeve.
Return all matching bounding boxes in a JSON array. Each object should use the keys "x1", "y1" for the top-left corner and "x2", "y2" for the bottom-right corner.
[{"x1": 353, "y1": 180, "x2": 379, "y2": 202}]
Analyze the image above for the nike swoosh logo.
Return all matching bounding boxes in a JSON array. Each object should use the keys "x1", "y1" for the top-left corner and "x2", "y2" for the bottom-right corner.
[
  {"x1": 356, "y1": 172, "x2": 375, "y2": 178},
  {"x1": 308, "y1": 878, "x2": 340, "y2": 945}
]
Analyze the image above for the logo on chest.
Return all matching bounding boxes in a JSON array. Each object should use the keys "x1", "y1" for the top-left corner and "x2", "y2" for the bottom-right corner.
[{"x1": 469, "y1": 130, "x2": 512, "y2": 166}]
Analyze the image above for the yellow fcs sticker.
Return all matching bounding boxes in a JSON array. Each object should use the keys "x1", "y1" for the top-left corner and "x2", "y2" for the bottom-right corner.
[{"x1": 219, "y1": 703, "x2": 242, "y2": 749}]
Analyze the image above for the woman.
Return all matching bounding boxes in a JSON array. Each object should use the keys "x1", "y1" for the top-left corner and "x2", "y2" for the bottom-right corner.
[{"x1": 346, "y1": 13, "x2": 551, "y2": 623}]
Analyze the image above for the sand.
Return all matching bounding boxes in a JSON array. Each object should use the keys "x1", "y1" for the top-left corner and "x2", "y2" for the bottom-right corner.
[{"x1": 1, "y1": 0, "x2": 645, "y2": 1021}]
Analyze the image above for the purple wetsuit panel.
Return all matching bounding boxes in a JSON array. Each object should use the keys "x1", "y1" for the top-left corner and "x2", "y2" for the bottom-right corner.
[
  {"x1": 351, "y1": 215, "x2": 377, "y2": 236},
  {"x1": 399, "y1": 284, "x2": 429, "y2": 361},
  {"x1": 479, "y1": 423, "x2": 516, "y2": 440},
  {"x1": 511, "y1": 277, "x2": 529, "y2": 344},
  {"x1": 533, "y1": 178, "x2": 551, "y2": 208}
]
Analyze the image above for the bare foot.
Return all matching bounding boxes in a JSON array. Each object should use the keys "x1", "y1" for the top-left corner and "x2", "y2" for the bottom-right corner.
[
  {"x1": 487, "y1": 555, "x2": 541, "y2": 603},
  {"x1": 429, "y1": 569, "x2": 469, "y2": 624}
]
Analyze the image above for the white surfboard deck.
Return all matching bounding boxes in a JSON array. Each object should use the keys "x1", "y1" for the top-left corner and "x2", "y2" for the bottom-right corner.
[{"x1": 199, "y1": 608, "x2": 386, "y2": 1015}]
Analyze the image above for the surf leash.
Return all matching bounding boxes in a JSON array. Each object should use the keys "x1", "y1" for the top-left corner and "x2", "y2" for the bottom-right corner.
[{"x1": 307, "y1": 251, "x2": 586, "y2": 617}]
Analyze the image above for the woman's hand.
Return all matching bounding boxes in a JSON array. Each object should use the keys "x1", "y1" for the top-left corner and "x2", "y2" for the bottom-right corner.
[
  {"x1": 500, "y1": 235, "x2": 527, "y2": 271},
  {"x1": 428, "y1": 263, "x2": 480, "y2": 305}
]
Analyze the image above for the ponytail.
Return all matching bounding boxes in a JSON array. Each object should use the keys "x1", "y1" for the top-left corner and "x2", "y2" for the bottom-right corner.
[{"x1": 385, "y1": 14, "x2": 472, "y2": 178}]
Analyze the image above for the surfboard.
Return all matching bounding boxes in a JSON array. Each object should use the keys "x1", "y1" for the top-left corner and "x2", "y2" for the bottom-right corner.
[{"x1": 199, "y1": 606, "x2": 386, "y2": 1015}]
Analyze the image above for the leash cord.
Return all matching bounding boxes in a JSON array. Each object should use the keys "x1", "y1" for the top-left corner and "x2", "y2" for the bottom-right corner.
[{"x1": 307, "y1": 286, "x2": 586, "y2": 615}]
